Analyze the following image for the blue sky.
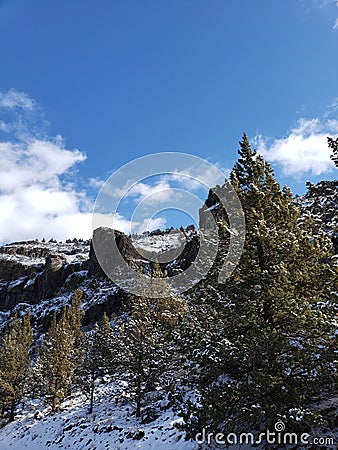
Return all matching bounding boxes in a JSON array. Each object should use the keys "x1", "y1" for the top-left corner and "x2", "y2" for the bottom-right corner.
[{"x1": 0, "y1": 0, "x2": 337, "y2": 242}]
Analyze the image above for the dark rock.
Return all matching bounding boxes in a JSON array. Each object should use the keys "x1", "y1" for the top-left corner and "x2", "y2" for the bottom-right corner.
[
  {"x1": 126, "y1": 429, "x2": 145, "y2": 440},
  {"x1": 141, "y1": 407, "x2": 161, "y2": 424},
  {"x1": 0, "y1": 243, "x2": 89, "y2": 312},
  {"x1": 82, "y1": 289, "x2": 130, "y2": 326}
]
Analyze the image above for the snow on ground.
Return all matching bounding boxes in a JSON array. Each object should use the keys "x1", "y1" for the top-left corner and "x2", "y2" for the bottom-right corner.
[
  {"x1": 132, "y1": 231, "x2": 190, "y2": 254},
  {"x1": 2, "y1": 388, "x2": 336, "y2": 450},
  {"x1": 0, "y1": 253, "x2": 45, "y2": 267},
  {"x1": 0, "y1": 382, "x2": 197, "y2": 450},
  {"x1": 0, "y1": 240, "x2": 90, "y2": 267}
]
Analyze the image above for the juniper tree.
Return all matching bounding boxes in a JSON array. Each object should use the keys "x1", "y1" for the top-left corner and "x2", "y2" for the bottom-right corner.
[
  {"x1": 116, "y1": 268, "x2": 187, "y2": 419},
  {"x1": 67, "y1": 289, "x2": 85, "y2": 385},
  {"x1": 68, "y1": 289, "x2": 84, "y2": 341},
  {"x1": 185, "y1": 133, "x2": 338, "y2": 438},
  {"x1": 36, "y1": 290, "x2": 85, "y2": 412},
  {"x1": 0, "y1": 311, "x2": 33, "y2": 421},
  {"x1": 78, "y1": 313, "x2": 114, "y2": 414},
  {"x1": 37, "y1": 308, "x2": 74, "y2": 412}
]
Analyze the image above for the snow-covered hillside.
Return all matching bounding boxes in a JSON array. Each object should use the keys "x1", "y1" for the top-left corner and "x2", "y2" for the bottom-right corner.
[
  {"x1": 0, "y1": 382, "x2": 197, "y2": 450},
  {"x1": 1, "y1": 383, "x2": 336, "y2": 450}
]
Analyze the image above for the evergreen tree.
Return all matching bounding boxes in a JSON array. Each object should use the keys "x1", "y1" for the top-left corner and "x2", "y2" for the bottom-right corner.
[
  {"x1": 0, "y1": 312, "x2": 33, "y2": 421},
  {"x1": 116, "y1": 269, "x2": 187, "y2": 419},
  {"x1": 37, "y1": 308, "x2": 74, "y2": 412},
  {"x1": 78, "y1": 313, "x2": 114, "y2": 414},
  {"x1": 184, "y1": 134, "x2": 338, "y2": 438},
  {"x1": 36, "y1": 291, "x2": 84, "y2": 412},
  {"x1": 33, "y1": 289, "x2": 84, "y2": 412},
  {"x1": 68, "y1": 289, "x2": 84, "y2": 341},
  {"x1": 67, "y1": 289, "x2": 85, "y2": 386}
]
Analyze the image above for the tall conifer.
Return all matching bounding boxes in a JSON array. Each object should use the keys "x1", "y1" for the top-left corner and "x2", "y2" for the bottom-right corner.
[
  {"x1": 0, "y1": 312, "x2": 33, "y2": 421},
  {"x1": 37, "y1": 308, "x2": 74, "y2": 412},
  {"x1": 185, "y1": 134, "x2": 338, "y2": 437}
]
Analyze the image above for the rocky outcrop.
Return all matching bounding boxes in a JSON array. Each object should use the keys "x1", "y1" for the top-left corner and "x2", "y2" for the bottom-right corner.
[
  {"x1": 0, "y1": 241, "x2": 89, "y2": 311},
  {"x1": 0, "y1": 228, "x2": 199, "y2": 331},
  {"x1": 89, "y1": 226, "x2": 200, "y2": 278},
  {"x1": 88, "y1": 228, "x2": 142, "y2": 277}
]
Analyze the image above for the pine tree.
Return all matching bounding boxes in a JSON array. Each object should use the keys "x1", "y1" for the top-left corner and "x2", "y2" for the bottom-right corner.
[
  {"x1": 36, "y1": 291, "x2": 84, "y2": 413},
  {"x1": 78, "y1": 313, "x2": 114, "y2": 414},
  {"x1": 116, "y1": 268, "x2": 187, "y2": 419},
  {"x1": 67, "y1": 289, "x2": 85, "y2": 386},
  {"x1": 68, "y1": 289, "x2": 84, "y2": 341},
  {"x1": 0, "y1": 312, "x2": 33, "y2": 421},
  {"x1": 37, "y1": 308, "x2": 74, "y2": 412},
  {"x1": 184, "y1": 134, "x2": 338, "y2": 438}
]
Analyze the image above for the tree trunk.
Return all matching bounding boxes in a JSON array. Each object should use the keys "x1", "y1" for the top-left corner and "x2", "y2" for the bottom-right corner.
[
  {"x1": 9, "y1": 399, "x2": 16, "y2": 422},
  {"x1": 89, "y1": 378, "x2": 95, "y2": 414},
  {"x1": 136, "y1": 397, "x2": 141, "y2": 418}
]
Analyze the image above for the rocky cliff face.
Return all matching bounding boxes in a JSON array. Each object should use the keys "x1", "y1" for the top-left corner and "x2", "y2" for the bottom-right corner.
[
  {"x1": 0, "y1": 228, "x2": 199, "y2": 331},
  {"x1": 0, "y1": 179, "x2": 336, "y2": 332},
  {"x1": 0, "y1": 240, "x2": 89, "y2": 310}
]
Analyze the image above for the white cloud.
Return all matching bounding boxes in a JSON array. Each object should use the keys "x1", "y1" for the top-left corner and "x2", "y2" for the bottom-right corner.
[
  {"x1": 0, "y1": 89, "x2": 35, "y2": 110},
  {"x1": 136, "y1": 217, "x2": 167, "y2": 234},
  {"x1": 0, "y1": 89, "x2": 173, "y2": 243},
  {"x1": 89, "y1": 177, "x2": 105, "y2": 189},
  {"x1": 164, "y1": 163, "x2": 228, "y2": 190},
  {"x1": 0, "y1": 89, "x2": 105, "y2": 243},
  {"x1": 92, "y1": 212, "x2": 136, "y2": 235},
  {"x1": 0, "y1": 140, "x2": 86, "y2": 193},
  {"x1": 255, "y1": 118, "x2": 338, "y2": 176},
  {"x1": 0, "y1": 138, "x2": 93, "y2": 243},
  {"x1": 0, "y1": 120, "x2": 10, "y2": 132},
  {"x1": 127, "y1": 180, "x2": 175, "y2": 203},
  {"x1": 122, "y1": 162, "x2": 228, "y2": 205},
  {"x1": 325, "y1": 97, "x2": 338, "y2": 117}
]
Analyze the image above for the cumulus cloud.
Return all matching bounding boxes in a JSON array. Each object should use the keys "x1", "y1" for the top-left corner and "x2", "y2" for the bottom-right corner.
[
  {"x1": 1, "y1": 90, "x2": 187, "y2": 243},
  {"x1": 325, "y1": 97, "x2": 338, "y2": 117},
  {"x1": 117, "y1": 163, "x2": 228, "y2": 206},
  {"x1": 0, "y1": 89, "x2": 96, "y2": 243},
  {"x1": 163, "y1": 167, "x2": 223, "y2": 192},
  {"x1": 89, "y1": 177, "x2": 105, "y2": 189},
  {"x1": 255, "y1": 118, "x2": 338, "y2": 176},
  {"x1": 127, "y1": 180, "x2": 172, "y2": 202},
  {"x1": 0, "y1": 138, "x2": 92, "y2": 243},
  {"x1": 0, "y1": 140, "x2": 86, "y2": 192}
]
